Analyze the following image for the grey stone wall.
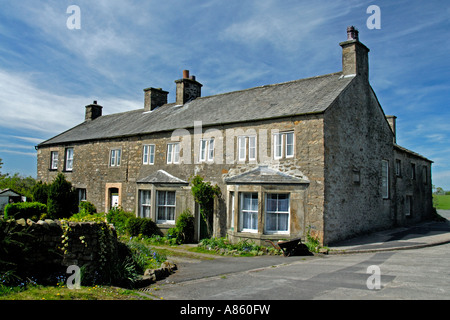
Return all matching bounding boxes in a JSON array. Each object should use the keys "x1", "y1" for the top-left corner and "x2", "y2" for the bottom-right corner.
[
  {"x1": 37, "y1": 115, "x2": 326, "y2": 243},
  {"x1": 9, "y1": 218, "x2": 118, "y2": 281},
  {"x1": 392, "y1": 147, "x2": 433, "y2": 225},
  {"x1": 323, "y1": 76, "x2": 395, "y2": 244}
]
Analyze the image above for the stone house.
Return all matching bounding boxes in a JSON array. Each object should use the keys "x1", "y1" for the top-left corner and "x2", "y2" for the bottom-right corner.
[{"x1": 36, "y1": 27, "x2": 433, "y2": 245}]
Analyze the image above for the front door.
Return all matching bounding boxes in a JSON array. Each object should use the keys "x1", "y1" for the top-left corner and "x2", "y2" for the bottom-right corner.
[{"x1": 109, "y1": 188, "x2": 119, "y2": 210}]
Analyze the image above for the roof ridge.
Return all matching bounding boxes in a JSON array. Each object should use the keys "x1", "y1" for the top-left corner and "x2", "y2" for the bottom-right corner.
[{"x1": 195, "y1": 71, "x2": 343, "y2": 101}]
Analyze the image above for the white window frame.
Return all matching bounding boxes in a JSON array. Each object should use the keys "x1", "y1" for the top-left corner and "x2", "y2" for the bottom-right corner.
[
  {"x1": 50, "y1": 151, "x2": 59, "y2": 170},
  {"x1": 110, "y1": 148, "x2": 122, "y2": 167},
  {"x1": 139, "y1": 190, "x2": 152, "y2": 219},
  {"x1": 248, "y1": 136, "x2": 257, "y2": 161},
  {"x1": 273, "y1": 131, "x2": 294, "y2": 159},
  {"x1": 239, "y1": 192, "x2": 258, "y2": 233},
  {"x1": 238, "y1": 136, "x2": 246, "y2": 161},
  {"x1": 167, "y1": 143, "x2": 180, "y2": 164},
  {"x1": 285, "y1": 132, "x2": 294, "y2": 158},
  {"x1": 381, "y1": 160, "x2": 389, "y2": 199},
  {"x1": 208, "y1": 138, "x2": 215, "y2": 162},
  {"x1": 230, "y1": 192, "x2": 235, "y2": 231},
  {"x1": 65, "y1": 148, "x2": 74, "y2": 171},
  {"x1": 199, "y1": 139, "x2": 214, "y2": 162},
  {"x1": 156, "y1": 190, "x2": 176, "y2": 224},
  {"x1": 264, "y1": 193, "x2": 290, "y2": 234},
  {"x1": 143, "y1": 144, "x2": 155, "y2": 165},
  {"x1": 273, "y1": 133, "x2": 283, "y2": 160}
]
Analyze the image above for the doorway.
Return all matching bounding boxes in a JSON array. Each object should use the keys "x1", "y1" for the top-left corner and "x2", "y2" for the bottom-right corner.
[{"x1": 109, "y1": 188, "x2": 119, "y2": 210}]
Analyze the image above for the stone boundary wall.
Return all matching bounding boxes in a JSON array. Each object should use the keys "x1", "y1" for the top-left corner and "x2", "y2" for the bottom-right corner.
[{"x1": 12, "y1": 218, "x2": 119, "y2": 279}]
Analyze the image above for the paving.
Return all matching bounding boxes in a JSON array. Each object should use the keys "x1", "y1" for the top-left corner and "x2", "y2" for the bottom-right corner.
[{"x1": 151, "y1": 210, "x2": 450, "y2": 285}]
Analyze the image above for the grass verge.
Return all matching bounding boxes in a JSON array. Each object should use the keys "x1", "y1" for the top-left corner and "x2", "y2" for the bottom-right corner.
[{"x1": 0, "y1": 284, "x2": 156, "y2": 300}]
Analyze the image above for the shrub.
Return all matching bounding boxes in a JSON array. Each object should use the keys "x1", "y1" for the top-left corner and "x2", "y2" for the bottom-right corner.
[
  {"x1": 106, "y1": 207, "x2": 135, "y2": 235},
  {"x1": 78, "y1": 201, "x2": 97, "y2": 215},
  {"x1": 168, "y1": 209, "x2": 195, "y2": 244},
  {"x1": 190, "y1": 175, "x2": 221, "y2": 238},
  {"x1": 4, "y1": 202, "x2": 47, "y2": 221},
  {"x1": 106, "y1": 207, "x2": 161, "y2": 238},
  {"x1": 126, "y1": 216, "x2": 160, "y2": 238},
  {"x1": 47, "y1": 173, "x2": 77, "y2": 219},
  {"x1": 31, "y1": 181, "x2": 49, "y2": 205}
]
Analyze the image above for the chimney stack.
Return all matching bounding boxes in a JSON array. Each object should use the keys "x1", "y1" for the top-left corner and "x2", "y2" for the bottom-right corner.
[
  {"x1": 175, "y1": 69, "x2": 203, "y2": 105},
  {"x1": 85, "y1": 100, "x2": 103, "y2": 121},
  {"x1": 144, "y1": 87, "x2": 169, "y2": 111},
  {"x1": 340, "y1": 26, "x2": 370, "y2": 80}
]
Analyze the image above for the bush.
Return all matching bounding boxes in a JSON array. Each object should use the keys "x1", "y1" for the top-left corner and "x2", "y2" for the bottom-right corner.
[
  {"x1": 106, "y1": 207, "x2": 161, "y2": 238},
  {"x1": 4, "y1": 202, "x2": 47, "y2": 221},
  {"x1": 106, "y1": 207, "x2": 135, "y2": 235},
  {"x1": 126, "y1": 216, "x2": 160, "y2": 238},
  {"x1": 78, "y1": 201, "x2": 97, "y2": 215},
  {"x1": 47, "y1": 173, "x2": 77, "y2": 219},
  {"x1": 168, "y1": 209, "x2": 195, "y2": 244},
  {"x1": 31, "y1": 181, "x2": 49, "y2": 205}
]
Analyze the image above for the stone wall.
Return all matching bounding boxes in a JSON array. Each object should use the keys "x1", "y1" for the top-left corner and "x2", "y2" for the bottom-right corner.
[
  {"x1": 10, "y1": 218, "x2": 118, "y2": 281},
  {"x1": 392, "y1": 147, "x2": 433, "y2": 225},
  {"x1": 37, "y1": 115, "x2": 326, "y2": 242},
  {"x1": 323, "y1": 76, "x2": 395, "y2": 244}
]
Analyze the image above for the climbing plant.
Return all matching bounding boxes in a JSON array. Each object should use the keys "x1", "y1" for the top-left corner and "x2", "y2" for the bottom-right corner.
[{"x1": 189, "y1": 175, "x2": 221, "y2": 238}]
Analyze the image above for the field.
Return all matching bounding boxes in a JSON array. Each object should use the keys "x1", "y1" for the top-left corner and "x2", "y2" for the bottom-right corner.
[{"x1": 433, "y1": 195, "x2": 450, "y2": 210}]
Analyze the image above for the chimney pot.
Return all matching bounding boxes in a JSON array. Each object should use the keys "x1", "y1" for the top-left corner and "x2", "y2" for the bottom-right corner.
[
  {"x1": 347, "y1": 26, "x2": 359, "y2": 41},
  {"x1": 93, "y1": 100, "x2": 97, "y2": 104},
  {"x1": 183, "y1": 70, "x2": 190, "y2": 79}
]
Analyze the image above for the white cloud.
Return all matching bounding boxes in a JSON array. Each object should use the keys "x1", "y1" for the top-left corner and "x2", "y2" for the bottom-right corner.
[{"x1": 0, "y1": 69, "x2": 140, "y2": 137}]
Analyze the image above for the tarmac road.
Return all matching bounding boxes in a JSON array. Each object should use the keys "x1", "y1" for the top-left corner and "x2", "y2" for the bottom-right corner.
[
  {"x1": 147, "y1": 243, "x2": 449, "y2": 300},
  {"x1": 143, "y1": 213, "x2": 450, "y2": 300}
]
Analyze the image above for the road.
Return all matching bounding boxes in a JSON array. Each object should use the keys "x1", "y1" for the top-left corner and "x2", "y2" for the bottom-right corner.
[{"x1": 147, "y1": 243, "x2": 450, "y2": 300}]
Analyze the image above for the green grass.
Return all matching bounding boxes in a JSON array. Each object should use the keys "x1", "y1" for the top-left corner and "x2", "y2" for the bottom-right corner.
[
  {"x1": 433, "y1": 195, "x2": 450, "y2": 210},
  {"x1": 0, "y1": 284, "x2": 157, "y2": 300}
]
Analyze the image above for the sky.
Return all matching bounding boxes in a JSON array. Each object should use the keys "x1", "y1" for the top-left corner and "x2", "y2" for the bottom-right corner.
[{"x1": 0, "y1": 0, "x2": 449, "y2": 189}]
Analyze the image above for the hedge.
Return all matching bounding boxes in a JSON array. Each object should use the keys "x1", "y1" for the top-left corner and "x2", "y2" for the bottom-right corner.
[{"x1": 4, "y1": 202, "x2": 48, "y2": 221}]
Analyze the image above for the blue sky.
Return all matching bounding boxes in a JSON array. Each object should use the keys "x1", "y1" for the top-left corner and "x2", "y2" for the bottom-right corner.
[{"x1": 0, "y1": 0, "x2": 449, "y2": 189}]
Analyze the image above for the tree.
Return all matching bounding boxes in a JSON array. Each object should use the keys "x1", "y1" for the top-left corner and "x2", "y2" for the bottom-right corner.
[
  {"x1": 31, "y1": 181, "x2": 49, "y2": 204},
  {"x1": 190, "y1": 175, "x2": 221, "y2": 238},
  {"x1": 47, "y1": 173, "x2": 77, "y2": 219},
  {"x1": 0, "y1": 173, "x2": 36, "y2": 200}
]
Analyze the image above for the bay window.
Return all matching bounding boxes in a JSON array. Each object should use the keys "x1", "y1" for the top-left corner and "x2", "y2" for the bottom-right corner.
[
  {"x1": 265, "y1": 194, "x2": 290, "y2": 234},
  {"x1": 139, "y1": 190, "x2": 151, "y2": 218},
  {"x1": 157, "y1": 191, "x2": 176, "y2": 223},
  {"x1": 239, "y1": 192, "x2": 258, "y2": 232}
]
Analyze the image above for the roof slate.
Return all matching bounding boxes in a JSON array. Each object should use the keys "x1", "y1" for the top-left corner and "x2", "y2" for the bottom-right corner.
[{"x1": 38, "y1": 72, "x2": 353, "y2": 146}]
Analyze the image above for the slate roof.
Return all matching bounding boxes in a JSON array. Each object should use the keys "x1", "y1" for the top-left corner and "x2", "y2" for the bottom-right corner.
[
  {"x1": 225, "y1": 166, "x2": 309, "y2": 185},
  {"x1": 38, "y1": 72, "x2": 354, "y2": 146},
  {"x1": 137, "y1": 170, "x2": 188, "y2": 184}
]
